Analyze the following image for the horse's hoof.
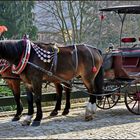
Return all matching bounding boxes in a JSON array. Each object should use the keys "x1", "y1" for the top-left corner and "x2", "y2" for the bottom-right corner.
[
  {"x1": 12, "y1": 116, "x2": 21, "y2": 121},
  {"x1": 31, "y1": 121, "x2": 41, "y2": 127},
  {"x1": 62, "y1": 110, "x2": 69, "y2": 116},
  {"x1": 86, "y1": 102, "x2": 97, "y2": 114},
  {"x1": 50, "y1": 110, "x2": 58, "y2": 116},
  {"x1": 85, "y1": 115, "x2": 93, "y2": 121},
  {"x1": 21, "y1": 120, "x2": 31, "y2": 126}
]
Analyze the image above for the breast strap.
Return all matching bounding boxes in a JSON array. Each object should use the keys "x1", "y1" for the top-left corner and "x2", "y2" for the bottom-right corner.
[{"x1": 12, "y1": 39, "x2": 31, "y2": 74}]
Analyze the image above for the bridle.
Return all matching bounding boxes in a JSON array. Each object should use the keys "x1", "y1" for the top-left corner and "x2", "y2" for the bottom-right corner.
[{"x1": 0, "y1": 59, "x2": 10, "y2": 74}]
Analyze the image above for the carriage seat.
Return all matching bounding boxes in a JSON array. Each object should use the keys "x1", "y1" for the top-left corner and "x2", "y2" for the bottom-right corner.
[
  {"x1": 111, "y1": 47, "x2": 140, "y2": 57},
  {"x1": 111, "y1": 48, "x2": 140, "y2": 68},
  {"x1": 118, "y1": 48, "x2": 140, "y2": 67},
  {"x1": 119, "y1": 47, "x2": 140, "y2": 57}
]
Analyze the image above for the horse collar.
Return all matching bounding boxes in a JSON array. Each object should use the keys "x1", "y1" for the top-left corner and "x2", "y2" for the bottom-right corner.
[
  {"x1": 0, "y1": 59, "x2": 10, "y2": 74},
  {"x1": 12, "y1": 39, "x2": 31, "y2": 74}
]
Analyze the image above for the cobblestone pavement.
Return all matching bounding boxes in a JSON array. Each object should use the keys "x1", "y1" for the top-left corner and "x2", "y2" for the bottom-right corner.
[{"x1": 0, "y1": 102, "x2": 140, "y2": 139}]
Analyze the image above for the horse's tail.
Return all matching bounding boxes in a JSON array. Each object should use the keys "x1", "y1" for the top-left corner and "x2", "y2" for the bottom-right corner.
[
  {"x1": 94, "y1": 49, "x2": 104, "y2": 95},
  {"x1": 94, "y1": 65, "x2": 104, "y2": 93}
]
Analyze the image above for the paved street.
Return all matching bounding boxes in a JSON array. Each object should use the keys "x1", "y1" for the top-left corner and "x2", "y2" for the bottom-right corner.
[{"x1": 0, "y1": 102, "x2": 140, "y2": 139}]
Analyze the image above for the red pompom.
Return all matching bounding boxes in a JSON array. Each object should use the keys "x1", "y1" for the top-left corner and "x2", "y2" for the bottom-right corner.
[
  {"x1": 2, "y1": 26, "x2": 8, "y2": 32},
  {"x1": 0, "y1": 25, "x2": 8, "y2": 33},
  {"x1": 92, "y1": 66, "x2": 97, "y2": 73},
  {"x1": 100, "y1": 15, "x2": 105, "y2": 21}
]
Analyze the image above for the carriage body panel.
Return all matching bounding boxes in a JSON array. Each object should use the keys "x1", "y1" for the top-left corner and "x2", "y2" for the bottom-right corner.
[{"x1": 104, "y1": 47, "x2": 140, "y2": 79}]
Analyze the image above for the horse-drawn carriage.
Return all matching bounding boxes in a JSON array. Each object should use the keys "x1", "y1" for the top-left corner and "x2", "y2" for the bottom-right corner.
[
  {"x1": 96, "y1": 5, "x2": 140, "y2": 115},
  {"x1": 0, "y1": 5, "x2": 140, "y2": 126}
]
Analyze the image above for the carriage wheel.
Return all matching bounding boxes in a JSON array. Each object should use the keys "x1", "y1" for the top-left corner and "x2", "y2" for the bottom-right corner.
[
  {"x1": 96, "y1": 93, "x2": 120, "y2": 109},
  {"x1": 96, "y1": 81, "x2": 120, "y2": 109},
  {"x1": 125, "y1": 83, "x2": 140, "y2": 115},
  {"x1": 96, "y1": 83, "x2": 121, "y2": 109}
]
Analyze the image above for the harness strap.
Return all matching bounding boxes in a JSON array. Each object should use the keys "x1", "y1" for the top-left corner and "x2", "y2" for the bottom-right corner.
[
  {"x1": 51, "y1": 43, "x2": 58, "y2": 73},
  {"x1": 84, "y1": 44, "x2": 97, "y2": 72},
  {"x1": 72, "y1": 45, "x2": 78, "y2": 73}
]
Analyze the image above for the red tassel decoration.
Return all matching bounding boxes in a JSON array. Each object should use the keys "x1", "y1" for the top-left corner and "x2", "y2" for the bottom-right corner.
[
  {"x1": 92, "y1": 66, "x2": 97, "y2": 73},
  {"x1": 100, "y1": 15, "x2": 105, "y2": 20}
]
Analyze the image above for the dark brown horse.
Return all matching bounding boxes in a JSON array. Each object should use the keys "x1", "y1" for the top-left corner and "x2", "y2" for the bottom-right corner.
[
  {"x1": 0, "y1": 39, "x2": 103, "y2": 126},
  {"x1": 0, "y1": 59, "x2": 71, "y2": 121}
]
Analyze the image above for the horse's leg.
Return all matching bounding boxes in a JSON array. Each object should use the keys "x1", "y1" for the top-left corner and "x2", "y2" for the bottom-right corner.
[
  {"x1": 50, "y1": 83, "x2": 63, "y2": 116},
  {"x1": 84, "y1": 66, "x2": 104, "y2": 121},
  {"x1": 12, "y1": 90, "x2": 23, "y2": 121},
  {"x1": 21, "y1": 89, "x2": 34, "y2": 126},
  {"x1": 62, "y1": 84, "x2": 71, "y2": 116},
  {"x1": 26, "y1": 90, "x2": 34, "y2": 116},
  {"x1": 31, "y1": 80, "x2": 42, "y2": 126},
  {"x1": 81, "y1": 76, "x2": 96, "y2": 121},
  {"x1": 11, "y1": 83, "x2": 23, "y2": 121},
  {"x1": 85, "y1": 86, "x2": 97, "y2": 121}
]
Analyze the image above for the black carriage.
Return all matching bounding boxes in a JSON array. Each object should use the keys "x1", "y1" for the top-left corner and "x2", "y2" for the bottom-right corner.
[{"x1": 96, "y1": 5, "x2": 140, "y2": 115}]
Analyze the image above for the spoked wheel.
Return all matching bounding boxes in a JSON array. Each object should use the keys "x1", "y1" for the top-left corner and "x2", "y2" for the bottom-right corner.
[
  {"x1": 96, "y1": 83, "x2": 121, "y2": 109},
  {"x1": 125, "y1": 83, "x2": 140, "y2": 115}
]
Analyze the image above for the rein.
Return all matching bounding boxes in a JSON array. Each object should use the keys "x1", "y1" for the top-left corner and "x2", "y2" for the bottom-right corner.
[
  {"x1": 0, "y1": 76, "x2": 20, "y2": 80},
  {"x1": 27, "y1": 60, "x2": 125, "y2": 97},
  {"x1": 0, "y1": 60, "x2": 20, "y2": 80},
  {"x1": 27, "y1": 61, "x2": 71, "y2": 85}
]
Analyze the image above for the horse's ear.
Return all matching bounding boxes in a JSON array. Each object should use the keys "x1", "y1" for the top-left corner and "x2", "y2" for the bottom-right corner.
[{"x1": 23, "y1": 34, "x2": 29, "y2": 39}]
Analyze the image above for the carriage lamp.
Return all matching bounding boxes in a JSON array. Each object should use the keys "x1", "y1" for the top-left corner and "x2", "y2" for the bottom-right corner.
[{"x1": 121, "y1": 37, "x2": 136, "y2": 43}]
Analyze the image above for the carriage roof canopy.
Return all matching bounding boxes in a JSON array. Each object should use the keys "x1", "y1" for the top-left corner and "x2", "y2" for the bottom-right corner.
[{"x1": 99, "y1": 5, "x2": 140, "y2": 14}]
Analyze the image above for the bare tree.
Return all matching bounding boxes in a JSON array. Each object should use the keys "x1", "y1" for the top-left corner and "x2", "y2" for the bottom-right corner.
[
  {"x1": 35, "y1": 1, "x2": 87, "y2": 44},
  {"x1": 35, "y1": 1, "x2": 140, "y2": 50}
]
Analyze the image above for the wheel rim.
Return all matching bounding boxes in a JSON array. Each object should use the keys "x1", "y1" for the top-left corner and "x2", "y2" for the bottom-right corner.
[
  {"x1": 125, "y1": 84, "x2": 140, "y2": 115},
  {"x1": 97, "y1": 93, "x2": 120, "y2": 109},
  {"x1": 97, "y1": 81, "x2": 121, "y2": 109}
]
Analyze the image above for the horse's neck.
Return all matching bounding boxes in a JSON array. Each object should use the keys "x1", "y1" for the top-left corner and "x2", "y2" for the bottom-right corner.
[{"x1": 0, "y1": 41, "x2": 23, "y2": 65}]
